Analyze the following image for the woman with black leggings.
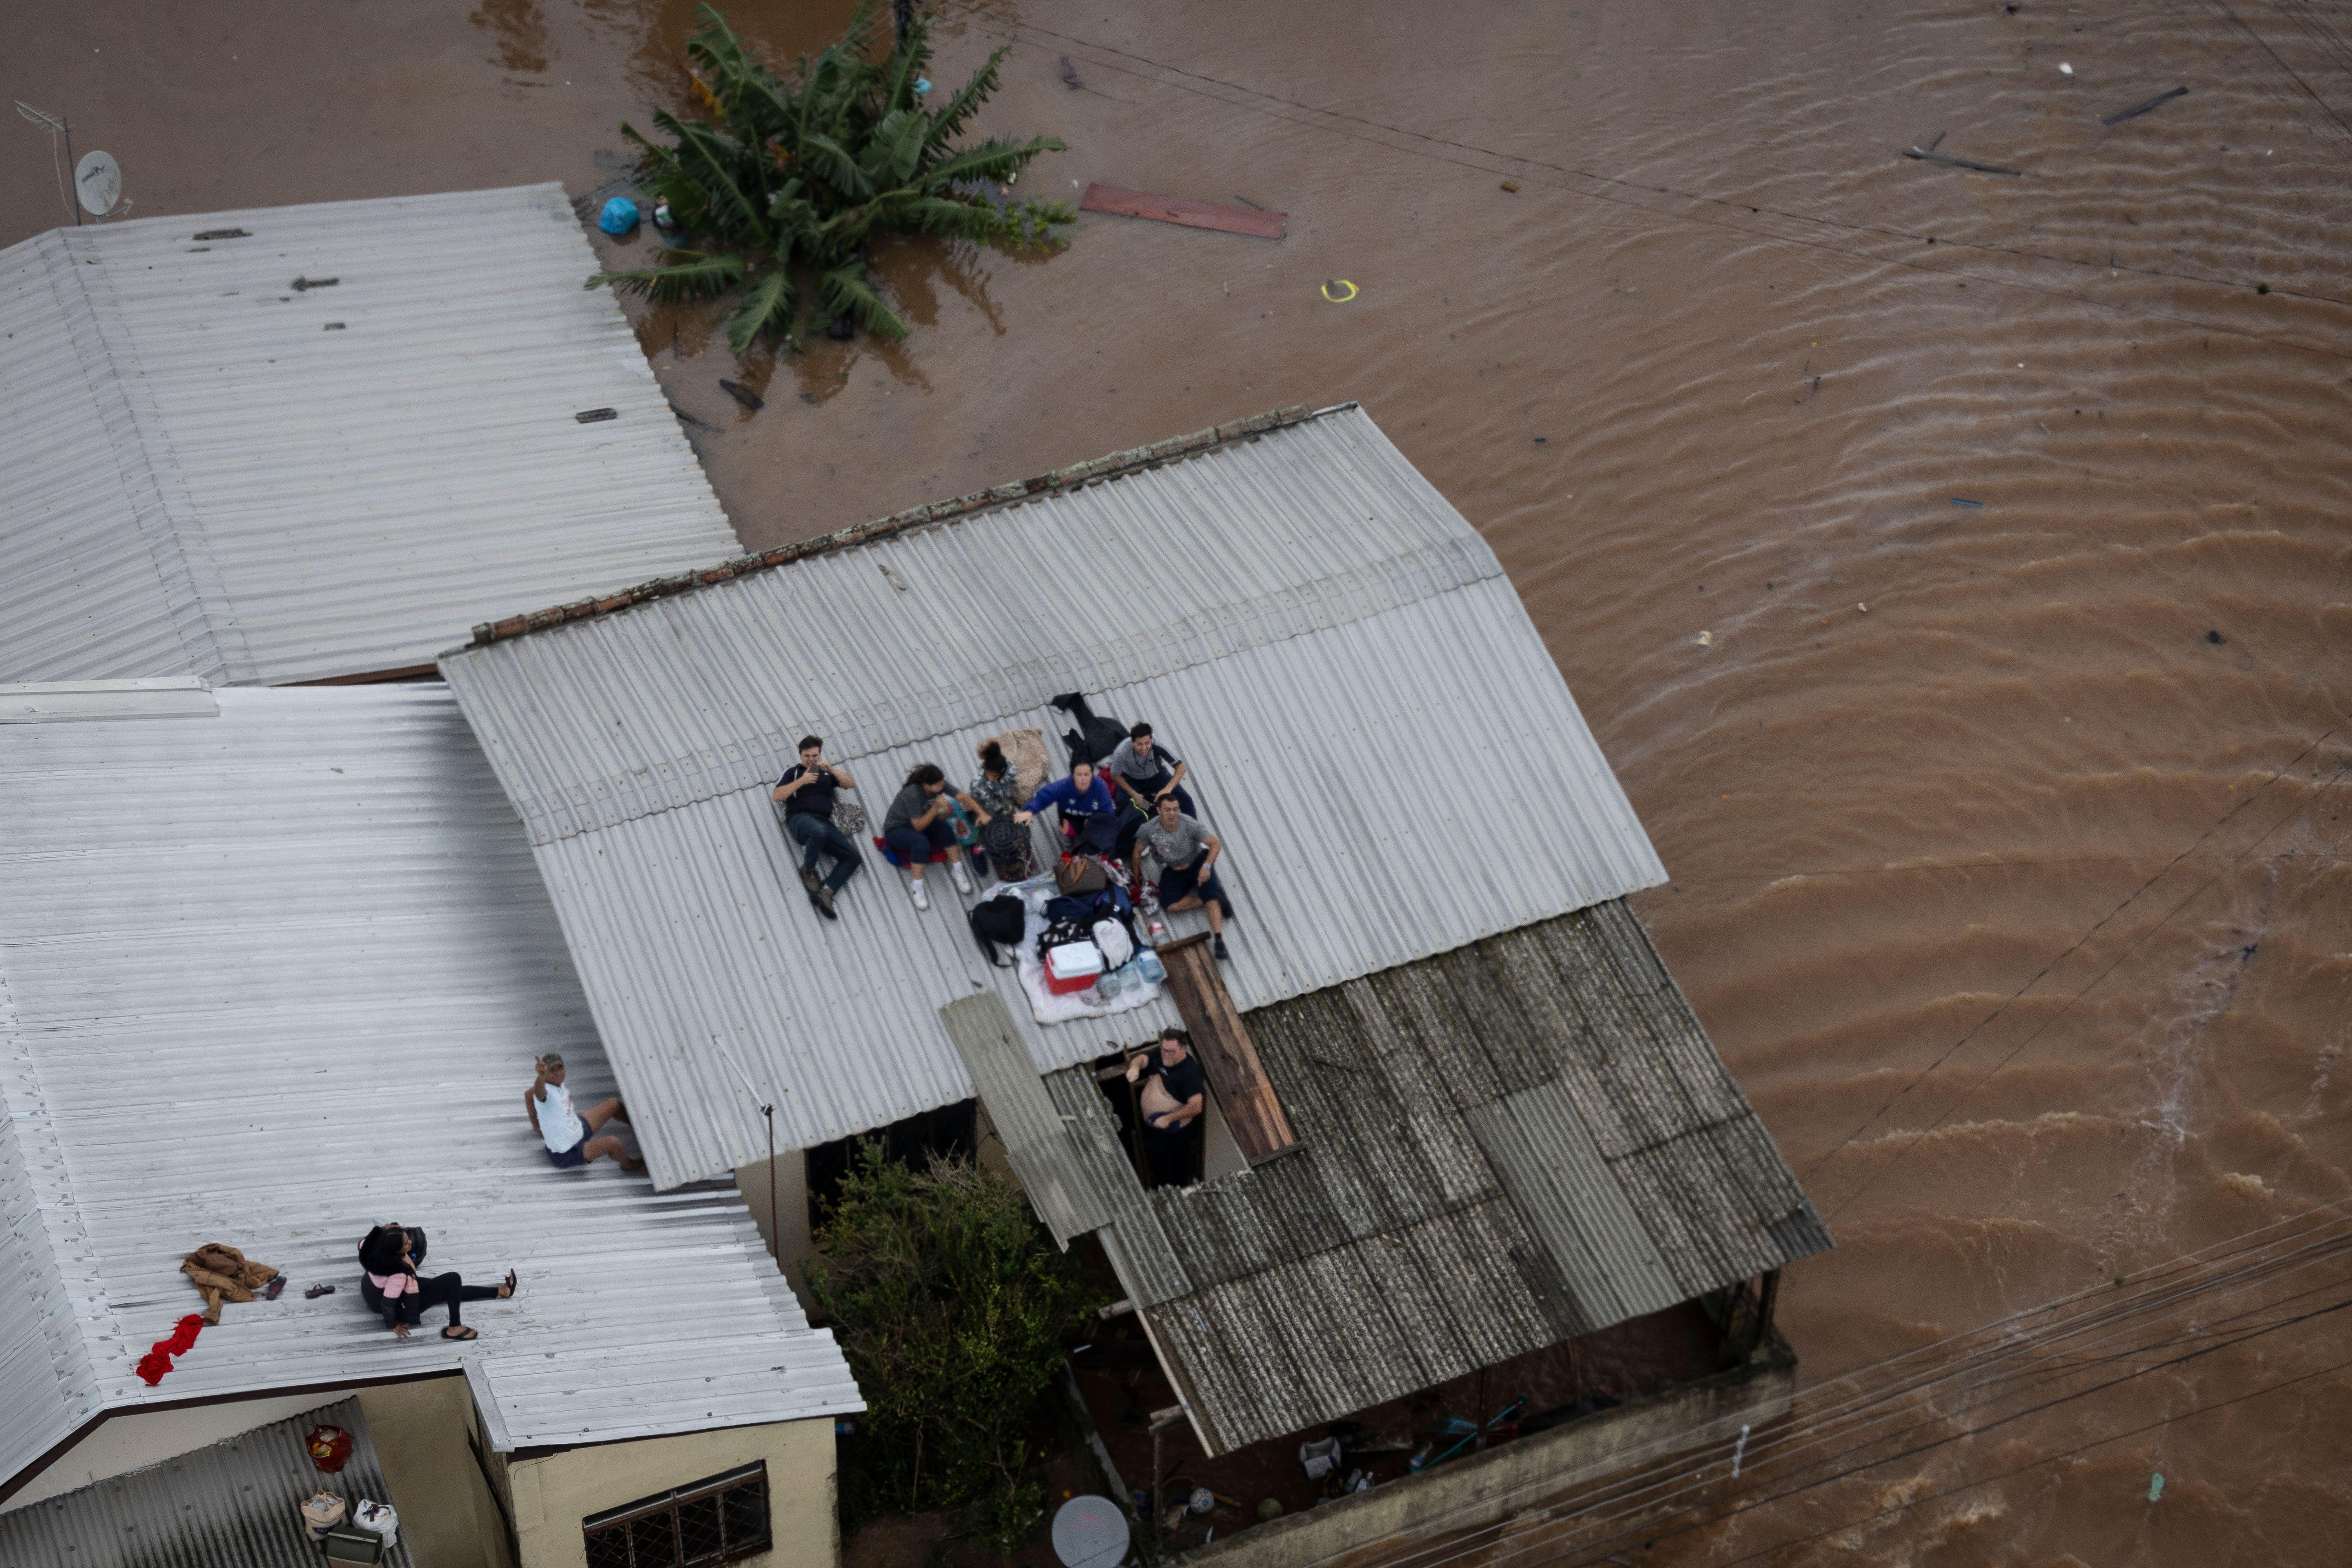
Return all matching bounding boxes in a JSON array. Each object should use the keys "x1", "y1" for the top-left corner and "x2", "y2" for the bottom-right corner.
[{"x1": 357, "y1": 1223, "x2": 515, "y2": 1341}]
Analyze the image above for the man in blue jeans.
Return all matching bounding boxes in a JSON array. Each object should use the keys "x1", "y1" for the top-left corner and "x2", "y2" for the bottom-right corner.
[{"x1": 773, "y1": 736, "x2": 861, "y2": 920}]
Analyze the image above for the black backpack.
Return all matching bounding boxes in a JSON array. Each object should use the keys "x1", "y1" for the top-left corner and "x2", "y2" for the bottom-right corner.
[{"x1": 968, "y1": 895, "x2": 1025, "y2": 967}]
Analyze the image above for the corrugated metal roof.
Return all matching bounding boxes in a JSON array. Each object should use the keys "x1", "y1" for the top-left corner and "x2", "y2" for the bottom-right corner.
[
  {"x1": 0, "y1": 685, "x2": 858, "y2": 1494},
  {"x1": 0, "y1": 185, "x2": 740, "y2": 686},
  {"x1": 439, "y1": 406, "x2": 1668, "y2": 1185},
  {"x1": 1030, "y1": 902, "x2": 1829, "y2": 1454},
  {"x1": 0, "y1": 1396, "x2": 411, "y2": 1568}
]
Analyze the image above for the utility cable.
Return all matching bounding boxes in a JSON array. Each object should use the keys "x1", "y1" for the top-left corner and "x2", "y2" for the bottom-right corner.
[{"x1": 1307, "y1": 1201, "x2": 2352, "y2": 1568}]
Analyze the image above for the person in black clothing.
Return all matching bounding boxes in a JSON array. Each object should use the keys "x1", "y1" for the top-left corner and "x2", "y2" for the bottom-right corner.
[
  {"x1": 357, "y1": 1223, "x2": 514, "y2": 1342},
  {"x1": 1125, "y1": 1028, "x2": 1207, "y2": 1189},
  {"x1": 773, "y1": 735, "x2": 862, "y2": 920}
]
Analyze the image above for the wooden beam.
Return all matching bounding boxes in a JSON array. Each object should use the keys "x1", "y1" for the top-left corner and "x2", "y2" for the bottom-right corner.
[
  {"x1": 1154, "y1": 935, "x2": 1299, "y2": 1163},
  {"x1": 1079, "y1": 183, "x2": 1288, "y2": 240}
]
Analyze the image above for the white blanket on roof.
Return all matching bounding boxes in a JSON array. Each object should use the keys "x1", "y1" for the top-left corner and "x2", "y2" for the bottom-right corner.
[{"x1": 1003, "y1": 875, "x2": 1161, "y2": 1025}]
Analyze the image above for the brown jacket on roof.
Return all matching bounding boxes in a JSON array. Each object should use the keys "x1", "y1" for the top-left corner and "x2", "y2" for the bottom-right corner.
[{"x1": 181, "y1": 1242, "x2": 279, "y2": 1325}]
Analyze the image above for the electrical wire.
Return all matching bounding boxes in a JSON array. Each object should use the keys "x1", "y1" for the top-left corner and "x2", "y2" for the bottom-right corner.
[
  {"x1": 1815, "y1": 741, "x2": 2351, "y2": 1221},
  {"x1": 1283, "y1": 1200, "x2": 2352, "y2": 1568},
  {"x1": 943, "y1": 0, "x2": 2352, "y2": 342}
]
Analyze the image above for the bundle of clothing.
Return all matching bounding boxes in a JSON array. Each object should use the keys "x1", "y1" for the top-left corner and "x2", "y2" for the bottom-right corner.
[{"x1": 181, "y1": 1241, "x2": 280, "y2": 1325}]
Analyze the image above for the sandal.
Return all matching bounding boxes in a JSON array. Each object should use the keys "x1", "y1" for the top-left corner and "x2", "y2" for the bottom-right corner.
[
  {"x1": 497, "y1": 1270, "x2": 517, "y2": 1299},
  {"x1": 441, "y1": 1325, "x2": 479, "y2": 1341}
]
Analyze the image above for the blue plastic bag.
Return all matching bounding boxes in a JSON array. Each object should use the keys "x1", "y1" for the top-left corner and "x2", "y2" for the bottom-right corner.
[{"x1": 598, "y1": 197, "x2": 641, "y2": 236}]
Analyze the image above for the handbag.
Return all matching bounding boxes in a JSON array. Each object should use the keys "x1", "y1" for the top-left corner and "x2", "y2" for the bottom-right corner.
[
  {"x1": 1055, "y1": 856, "x2": 1111, "y2": 895},
  {"x1": 831, "y1": 800, "x2": 867, "y2": 835}
]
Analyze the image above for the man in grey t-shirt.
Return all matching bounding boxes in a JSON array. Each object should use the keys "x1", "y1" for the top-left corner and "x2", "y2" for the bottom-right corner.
[{"x1": 1131, "y1": 794, "x2": 1232, "y2": 961}]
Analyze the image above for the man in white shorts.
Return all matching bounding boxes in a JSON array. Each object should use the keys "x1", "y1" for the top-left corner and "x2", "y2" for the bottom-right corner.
[{"x1": 525, "y1": 1054, "x2": 642, "y2": 1173}]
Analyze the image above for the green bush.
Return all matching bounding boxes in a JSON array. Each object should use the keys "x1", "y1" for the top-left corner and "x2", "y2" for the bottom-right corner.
[
  {"x1": 590, "y1": 2, "x2": 1071, "y2": 355},
  {"x1": 807, "y1": 1145, "x2": 1106, "y2": 1546}
]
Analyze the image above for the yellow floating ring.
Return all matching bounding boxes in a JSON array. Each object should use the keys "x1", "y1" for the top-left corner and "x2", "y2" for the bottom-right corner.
[{"x1": 1320, "y1": 279, "x2": 1359, "y2": 303}]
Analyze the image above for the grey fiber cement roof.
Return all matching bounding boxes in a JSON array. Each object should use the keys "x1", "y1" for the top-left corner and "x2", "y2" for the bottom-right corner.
[
  {"x1": 0, "y1": 684, "x2": 859, "y2": 1498},
  {"x1": 0, "y1": 183, "x2": 740, "y2": 686},
  {"x1": 0, "y1": 1397, "x2": 412, "y2": 1568},
  {"x1": 438, "y1": 404, "x2": 1672, "y2": 1188},
  {"x1": 1039, "y1": 904, "x2": 1831, "y2": 1454}
]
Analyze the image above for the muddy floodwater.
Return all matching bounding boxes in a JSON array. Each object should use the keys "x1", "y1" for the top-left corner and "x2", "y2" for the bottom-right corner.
[{"x1": 12, "y1": 0, "x2": 2351, "y2": 1560}]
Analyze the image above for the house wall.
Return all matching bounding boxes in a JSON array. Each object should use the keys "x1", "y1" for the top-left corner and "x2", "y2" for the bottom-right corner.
[
  {"x1": 506, "y1": 1419, "x2": 838, "y2": 1568},
  {"x1": 358, "y1": 1376, "x2": 504, "y2": 1568},
  {"x1": 735, "y1": 1149, "x2": 815, "y2": 1301},
  {"x1": 1177, "y1": 1346, "x2": 1797, "y2": 1568}
]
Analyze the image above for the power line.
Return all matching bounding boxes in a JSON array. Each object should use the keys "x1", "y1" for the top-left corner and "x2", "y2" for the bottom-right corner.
[
  {"x1": 1814, "y1": 741, "x2": 2351, "y2": 1221},
  {"x1": 1294, "y1": 1200, "x2": 2352, "y2": 1568},
  {"x1": 946, "y1": 1, "x2": 2352, "y2": 348}
]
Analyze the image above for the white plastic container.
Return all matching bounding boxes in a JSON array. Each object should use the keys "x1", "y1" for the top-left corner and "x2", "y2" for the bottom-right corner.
[{"x1": 1045, "y1": 941, "x2": 1106, "y2": 993}]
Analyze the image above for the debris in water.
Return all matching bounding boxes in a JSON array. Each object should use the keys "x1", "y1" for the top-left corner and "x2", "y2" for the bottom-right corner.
[
  {"x1": 2148, "y1": 1472, "x2": 2164, "y2": 1503},
  {"x1": 1320, "y1": 279, "x2": 1359, "y2": 303},
  {"x1": 1950, "y1": 497, "x2": 1985, "y2": 507},
  {"x1": 1903, "y1": 146, "x2": 2023, "y2": 176},
  {"x1": 1695, "y1": 630, "x2": 1714, "y2": 647},
  {"x1": 1501, "y1": 180, "x2": 1521, "y2": 192},
  {"x1": 1060, "y1": 56, "x2": 1082, "y2": 89},
  {"x1": 2102, "y1": 86, "x2": 2189, "y2": 125},
  {"x1": 1857, "y1": 603, "x2": 1868, "y2": 613},
  {"x1": 1079, "y1": 183, "x2": 1287, "y2": 240},
  {"x1": 2059, "y1": 62, "x2": 2074, "y2": 75},
  {"x1": 719, "y1": 379, "x2": 764, "y2": 411},
  {"x1": 598, "y1": 196, "x2": 640, "y2": 235},
  {"x1": 2206, "y1": 630, "x2": 2226, "y2": 645}
]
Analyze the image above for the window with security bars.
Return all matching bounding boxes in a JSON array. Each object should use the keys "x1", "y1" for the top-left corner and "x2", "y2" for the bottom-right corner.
[{"x1": 582, "y1": 1460, "x2": 771, "y2": 1568}]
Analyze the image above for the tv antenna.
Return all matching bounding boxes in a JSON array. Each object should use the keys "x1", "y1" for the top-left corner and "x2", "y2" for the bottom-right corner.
[{"x1": 13, "y1": 101, "x2": 78, "y2": 225}]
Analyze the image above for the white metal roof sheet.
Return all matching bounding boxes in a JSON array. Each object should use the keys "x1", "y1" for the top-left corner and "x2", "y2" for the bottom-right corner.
[
  {"x1": 439, "y1": 408, "x2": 1669, "y2": 1187},
  {"x1": 0, "y1": 185, "x2": 740, "y2": 686},
  {"x1": 0, "y1": 685, "x2": 858, "y2": 1495}
]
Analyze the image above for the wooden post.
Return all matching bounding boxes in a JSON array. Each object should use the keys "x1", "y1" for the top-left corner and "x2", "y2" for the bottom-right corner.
[{"x1": 1154, "y1": 935, "x2": 1299, "y2": 1164}]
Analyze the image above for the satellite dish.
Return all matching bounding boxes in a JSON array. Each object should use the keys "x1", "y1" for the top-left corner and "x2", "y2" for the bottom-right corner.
[
  {"x1": 1050, "y1": 1495, "x2": 1130, "y2": 1568},
  {"x1": 75, "y1": 150, "x2": 121, "y2": 217}
]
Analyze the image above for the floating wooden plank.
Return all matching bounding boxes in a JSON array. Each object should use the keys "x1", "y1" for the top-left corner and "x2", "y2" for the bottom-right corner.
[
  {"x1": 2102, "y1": 85, "x2": 2189, "y2": 126},
  {"x1": 1154, "y1": 936, "x2": 1300, "y2": 1163},
  {"x1": 1079, "y1": 183, "x2": 1287, "y2": 241},
  {"x1": 1902, "y1": 146, "x2": 2023, "y2": 177},
  {"x1": 1902, "y1": 145, "x2": 2023, "y2": 177}
]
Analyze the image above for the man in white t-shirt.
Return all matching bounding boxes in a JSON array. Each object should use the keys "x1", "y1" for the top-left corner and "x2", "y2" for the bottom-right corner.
[{"x1": 526, "y1": 1054, "x2": 642, "y2": 1173}]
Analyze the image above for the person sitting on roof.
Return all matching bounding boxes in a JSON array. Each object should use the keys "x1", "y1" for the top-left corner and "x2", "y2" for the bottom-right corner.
[
  {"x1": 884, "y1": 763, "x2": 978, "y2": 911},
  {"x1": 1014, "y1": 757, "x2": 1120, "y2": 855},
  {"x1": 971, "y1": 741, "x2": 1031, "y2": 880},
  {"x1": 357, "y1": 1222, "x2": 514, "y2": 1342},
  {"x1": 528, "y1": 1053, "x2": 643, "y2": 1173},
  {"x1": 773, "y1": 736, "x2": 861, "y2": 921},
  {"x1": 1131, "y1": 793, "x2": 1234, "y2": 962},
  {"x1": 1125, "y1": 1028, "x2": 1207, "y2": 1188},
  {"x1": 1105, "y1": 722, "x2": 1198, "y2": 819}
]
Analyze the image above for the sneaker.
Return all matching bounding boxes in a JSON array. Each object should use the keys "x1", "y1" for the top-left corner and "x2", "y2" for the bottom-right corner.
[
  {"x1": 910, "y1": 878, "x2": 930, "y2": 912},
  {"x1": 1217, "y1": 895, "x2": 1236, "y2": 922},
  {"x1": 950, "y1": 860, "x2": 974, "y2": 896},
  {"x1": 1212, "y1": 934, "x2": 1231, "y2": 962},
  {"x1": 799, "y1": 865, "x2": 821, "y2": 895},
  {"x1": 811, "y1": 887, "x2": 838, "y2": 920}
]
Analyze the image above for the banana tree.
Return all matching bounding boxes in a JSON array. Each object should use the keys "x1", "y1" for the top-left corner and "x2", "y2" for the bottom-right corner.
[{"x1": 590, "y1": 3, "x2": 1071, "y2": 354}]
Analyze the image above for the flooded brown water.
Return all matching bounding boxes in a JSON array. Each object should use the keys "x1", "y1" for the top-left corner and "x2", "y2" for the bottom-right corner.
[{"x1": 15, "y1": 0, "x2": 2352, "y2": 1560}]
